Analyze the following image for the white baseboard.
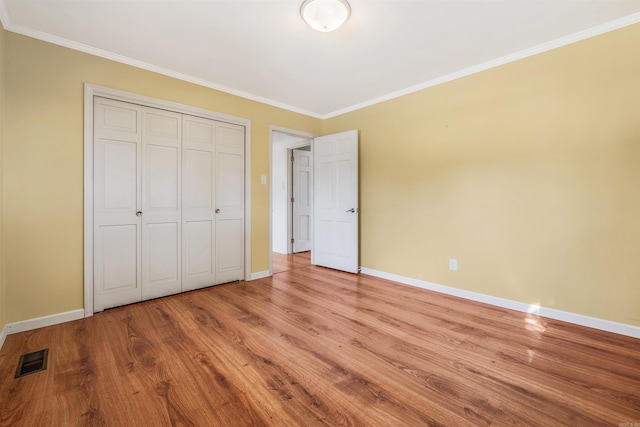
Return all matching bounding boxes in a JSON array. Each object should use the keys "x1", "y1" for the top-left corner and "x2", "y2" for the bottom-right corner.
[
  {"x1": 4, "y1": 309, "x2": 85, "y2": 337},
  {"x1": 0, "y1": 325, "x2": 7, "y2": 351},
  {"x1": 249, "y1": 270, "x2": 271, "y2": 281},
  {"x1": 0, "y1": 309, "x2": 85, "y2": 352},
  {"x1": 360, "y1": 267, "x2": 640, "y2": 339}
]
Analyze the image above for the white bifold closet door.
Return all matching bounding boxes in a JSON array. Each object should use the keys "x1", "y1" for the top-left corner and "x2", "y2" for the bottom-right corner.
[
  {"x1": 94, "y1": 98, "x2": 143, "y2": 312},
  {"x1": 141, "y1": 107, "x2": 182, "y2": 300},
  {"x1": 182, "y1": 115, "x2": 216, "y2": 292},
  {"x1": 181, "y1": 116, "x2": 246, "y2": 289},
  {"x1": 93, "y1": 97, "x2": 244, "y2": 312},
  {"x1": 214, "y1": 123, "x2": 245, "y2": 285}
]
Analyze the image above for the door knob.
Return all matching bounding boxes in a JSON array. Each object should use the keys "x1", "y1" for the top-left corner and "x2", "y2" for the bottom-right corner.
[
  {"x1": 215, "y1": 209, "x2": 220, "y2": 214},
  {"x1": 136, "y1": 211, "x2": 143, "y2": 217},
  {"x1": 345, "y1": 208, "x2": 355, "y2": 213}
]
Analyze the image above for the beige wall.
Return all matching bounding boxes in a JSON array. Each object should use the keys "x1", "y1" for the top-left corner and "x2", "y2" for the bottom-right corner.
[
  {"x1": 3, "y1": 32, "x2": 321, "y2": 323},
  {"x1": 2, "y1": 23, "x2": 638, "y2": 329},
  {"x1": 0, "y1": 26, "x2": 6, "y2": 330},
  {"x1": 323, "y1": 24, "x2": 640, "y2": 326}
]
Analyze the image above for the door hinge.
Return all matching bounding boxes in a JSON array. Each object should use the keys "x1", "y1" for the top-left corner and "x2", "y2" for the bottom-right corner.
[
  {"x1": 291, "y1": 238, "x2": 294, "y2": 243},
  {"x1": 291, "y1": 153, "x2": 294, "y2": 162},
  {"x1": 291, "y1": 197, "x2": 294, "y2": 202}
]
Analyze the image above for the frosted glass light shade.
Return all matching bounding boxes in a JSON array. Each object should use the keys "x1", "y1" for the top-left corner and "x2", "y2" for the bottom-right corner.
[{"x1": 301, "y1": 0, "x2": 351, "y2": 32}]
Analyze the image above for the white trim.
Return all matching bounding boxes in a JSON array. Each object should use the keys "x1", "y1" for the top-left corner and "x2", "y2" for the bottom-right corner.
[
  {"x1": 83, "y1": 87, "x2": 94, "y2": 317},
  {"x1": 244, "y1": 123, "x2": 253, "y2": 285},
  {"x1": 84, "y1": 83, "x2": 252, "y2": 316},
  {"x1": 249, "y1": 270, "x2": 271, "y2": 281},
  {"x1": 0, "y1": 0, "x2": 11, "y2": 30},
  {"x1": 4, "y1": 309, "x2": 85, "y2": 336},
  {"x1": 0, "y1": 309, "x2": 84, "y2": 351},
  {"x1": 360, "y1": 267, "x2": 640, "y2": 339},
  {"x1": 0, "y1": 325, "x2": 7, "y2": 350},
  {"x1": 3, "y1": 6, "x2": 636, "y2": 120},
  {"x1": 3, "y1": 22, "x2": 323, "y2": 119},
  {"x1": 269, "y1": 126, "x2": 316, "y2": 140},
  {"x1": 286, "y1": 148, "x2": 292, "y2": 255},
  {"x1": 324, "y1": 12, "x2": 640, "y2": 119}
]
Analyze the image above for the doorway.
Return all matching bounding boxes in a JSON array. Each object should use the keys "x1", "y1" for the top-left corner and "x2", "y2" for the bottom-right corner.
[
  {"x1": 269, "y1": 127, "x2": 360, "y2": 276},
  {"x1": 270, "y1": 127, "x2": 314, "y2": 273}
]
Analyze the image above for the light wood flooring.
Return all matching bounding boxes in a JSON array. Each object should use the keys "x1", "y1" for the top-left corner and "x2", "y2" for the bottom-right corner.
[
  {"x1": 272, "y1": 251, "x2": 311, "y2": 274},
  {"x1": 1, "y1": 258, "x2": 639, "y2": 426}
]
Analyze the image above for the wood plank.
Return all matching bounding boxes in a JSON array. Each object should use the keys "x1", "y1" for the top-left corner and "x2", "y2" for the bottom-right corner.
[
  {"x1": 272, "y1": 251, "x2": 311, "y2": 274},
  {"x1": 1, "y1": 263, "x2": 639, "y2": 426}
]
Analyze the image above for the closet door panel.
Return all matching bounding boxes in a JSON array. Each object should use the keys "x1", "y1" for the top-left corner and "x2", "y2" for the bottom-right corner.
[
  {"x1": 215, "y1": 122, "x2": 245, "y2": 284},
  {"x1": 147, "y1": 223, "x2": 180, "y2": 283},
  {"x1": 184, "y1": 220, "x2": 214, "y2": 280},
  {"x1": 93, "y1": 97, "x2": 142, "y2": 312},
  {"x1": 147, "y1": 145, "x2": 179, "y2": 209},
  {"x1": 182, "y1": 115, "x2": 216, "y2": 291},
  {"x1": 185, "y1": 149, "x2": 213, "y2": 209},
  {"x1": 217, "y1": 218, "x2": 243, "y2": 274},
  {"x1": 216, "y1": 153, "x2": 243, "y2": 208},
  {"x1": 141, "y1": 107, "x2": 182, "y2": 300},
  {"x1": 96, "y1": 225, "x2": 138, "y2": 292}
]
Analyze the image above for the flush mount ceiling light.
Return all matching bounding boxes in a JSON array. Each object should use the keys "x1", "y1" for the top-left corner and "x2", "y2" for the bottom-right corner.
[{"x1": 300, "y1": 0, "x2": 351, "y2": 32}]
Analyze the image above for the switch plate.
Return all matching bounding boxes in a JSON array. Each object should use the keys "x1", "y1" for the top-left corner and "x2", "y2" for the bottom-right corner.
[
  {"x1": 261, "y1": 175, "x2": 267, "y2": 185},
  {"x1": 449, "y1": 258, "x2": 458, "y2": 271}
]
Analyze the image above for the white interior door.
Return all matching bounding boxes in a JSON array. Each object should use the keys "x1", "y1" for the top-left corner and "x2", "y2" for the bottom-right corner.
[
  {"x1": 93, "y1": 97, "x2": 143, "y2": 311},
  {"x1": 215, "y1": 122, "x2": 245, "y2": 284},
  {"x1": 141, "y1": 107, "x2": 182, "y2": 300},
  {"x1": 292, "y1": 149, "x2": 312, "y2": 253},
  {"x1": 182, "y1": 115, "x2": 216, "y2": 291},
  {"x1": 313, "y1": 130, "x2": 359, "y2": 273}
]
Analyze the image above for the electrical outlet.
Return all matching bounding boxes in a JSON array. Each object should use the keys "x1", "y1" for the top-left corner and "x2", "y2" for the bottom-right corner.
[
  {"x1": 260, "y1": 175, "x2": 267, "y2": 185},
  {"x1": 449, "y1": 258, "x2": 458, "y2": 271}
]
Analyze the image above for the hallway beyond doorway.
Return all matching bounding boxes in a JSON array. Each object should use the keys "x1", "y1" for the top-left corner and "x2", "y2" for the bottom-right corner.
[{"x1": 272, "y1": 251, "x2": 311, "y2": 274}]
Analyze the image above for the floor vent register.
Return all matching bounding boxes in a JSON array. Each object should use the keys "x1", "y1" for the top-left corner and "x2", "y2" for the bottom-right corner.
[{"x1": 15, "y1": 349, "x2": 49, "y2": 378}]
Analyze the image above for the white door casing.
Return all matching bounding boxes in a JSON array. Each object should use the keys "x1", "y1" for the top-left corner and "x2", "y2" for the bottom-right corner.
[
  {"x1": 182, "y1": 115, "x2": 217, "y2": 291},
  {"x1": 313, "y1": 130, "x2": 359, "y2": 273},
  {"x1": 93, "y1": 97, "x2": 143, "y2": 311},
  {"x1": 141, "y1": 107, "x2": 182, "y2": 300},
  {"x1": 293, "y1": 149, "x2": 312, "y2": 253},
  {"x1": 215, "y1": 122, "x2": 245, "y2": 284}
]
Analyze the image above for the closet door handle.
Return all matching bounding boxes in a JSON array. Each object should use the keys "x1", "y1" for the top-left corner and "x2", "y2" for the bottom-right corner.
[
  {"x1": 136, "y1": 211, "x2": 143, "y2": 217},
  {"x1": 215, "y1": 209, "x2": 220, "y2": 214}
]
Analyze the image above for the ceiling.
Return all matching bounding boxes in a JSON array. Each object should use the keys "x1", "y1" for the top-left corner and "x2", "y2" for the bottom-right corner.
[{"x1": 1, "y1": 1, "x2": 639, "y2": 118}]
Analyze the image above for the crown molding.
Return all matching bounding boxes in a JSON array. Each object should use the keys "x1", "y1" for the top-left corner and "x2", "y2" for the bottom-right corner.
[
  {"x1": 0, "y1": 18, "x2": 323, "y2": 119},
  {"x1": 0, "y1": 0, "x2": 638, "y2": 121},
  {"x1": 0, "y1": 0, "x2": 11, "y2": 29},
  {"x1": 322, "y1": 12, "x2": 640, "y2": 119}
]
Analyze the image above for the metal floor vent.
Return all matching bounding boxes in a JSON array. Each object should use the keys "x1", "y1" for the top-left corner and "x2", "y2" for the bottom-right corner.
[{"x1": 15, "y1": 349, "x2": 48, "y2": 378}]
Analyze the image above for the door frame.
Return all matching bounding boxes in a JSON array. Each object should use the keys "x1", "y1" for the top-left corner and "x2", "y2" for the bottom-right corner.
[
  {"x1": 84, "y1": 83, "x2": 252, "y2": 317},
  {"x1": 269, "y1": 126, "x2": 316, "y2": 274}
]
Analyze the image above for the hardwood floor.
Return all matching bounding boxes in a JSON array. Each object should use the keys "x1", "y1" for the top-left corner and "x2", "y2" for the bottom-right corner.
[
  {"x1": 1, "y1": 264, "x2": 639, "y2": 426},
  {"x1": 272, "y1": 251, "x2": 311, "y2": 274}
]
